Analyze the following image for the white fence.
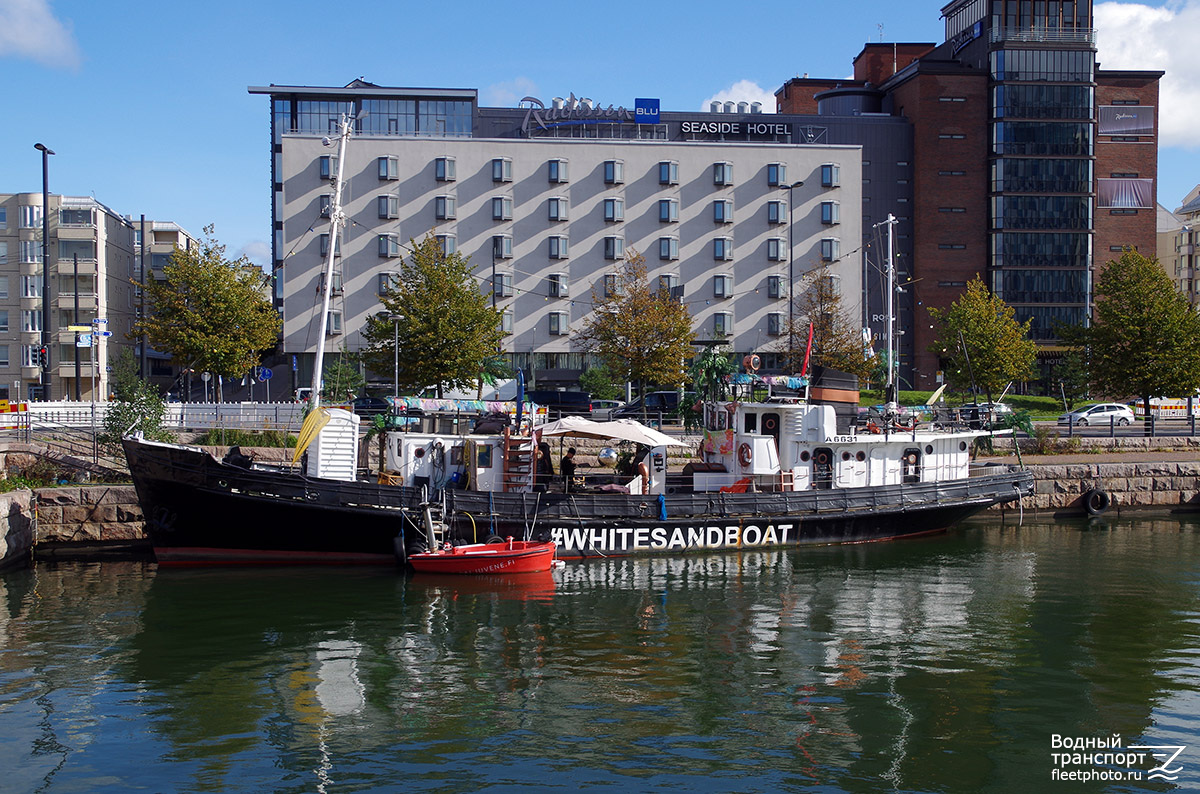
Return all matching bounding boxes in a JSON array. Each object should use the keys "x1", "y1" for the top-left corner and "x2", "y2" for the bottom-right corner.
[{"x1": 22, "y1": 401, "x2": 305, "y2": 432}]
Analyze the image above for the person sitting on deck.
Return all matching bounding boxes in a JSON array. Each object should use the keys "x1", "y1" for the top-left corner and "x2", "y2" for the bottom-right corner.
[
  {"x1": 535, "y1": 442, "x2": 554, "y2": 492},
  {"x1": 561, "y1": 447, "x2": 577, "y2": 490}
]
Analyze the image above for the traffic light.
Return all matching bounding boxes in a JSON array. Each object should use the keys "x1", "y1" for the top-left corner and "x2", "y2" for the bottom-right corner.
[{"x1": 38, "y1": 347, "x2": 48, "y2": 368}]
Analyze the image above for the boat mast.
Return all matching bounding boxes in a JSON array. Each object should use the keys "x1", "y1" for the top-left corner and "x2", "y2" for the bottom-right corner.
[
  {"x1": 875, "y1": 213, "x2": 899, "y2": 408},
  {"x1": 310, "y1": 113, "x2": 354, "y2": 411}
]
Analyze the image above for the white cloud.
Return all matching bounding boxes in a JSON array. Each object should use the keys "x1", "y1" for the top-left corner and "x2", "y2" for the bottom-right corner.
[
  {"x1": 238, "y1": 240, "x2": 271, "y2": 267},
  {"x1": 0, "y1": 0, "x2": 80, "y2": 69},
  {"x1": 1095, "y1": 0, "x2": 1200, "y2": 148},
  {"x1": 701, "y1": 79, "x2": 776, "y2": 113},
  {"x1": 482, "y1": 78, "x2": 539, "y2": 108}
]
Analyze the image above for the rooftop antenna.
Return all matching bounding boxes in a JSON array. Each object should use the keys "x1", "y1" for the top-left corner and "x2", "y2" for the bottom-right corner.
[{"x1": 878, "y1": 23, "x2": 884, "y2": 41}]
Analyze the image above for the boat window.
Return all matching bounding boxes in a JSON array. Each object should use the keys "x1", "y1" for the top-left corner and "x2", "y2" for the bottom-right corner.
[
  {"x1": 744, "y1": 413, "x2": 758, "y2": 434},
  {"x1": 855, "y1": 451, "x2": 866, "y2": 462},
  {"x1": 478, "y1": 445, "x2": 493, "y2": 468},
  {"x1": 841, "y1": 451, "x2": 851, "y2": 461},
  {"x1": 925, "y1": 445, "x2": 934, "y2": 454},
  {"x1": 800, "y1": 450, "x2": 811, "y2": 462}
]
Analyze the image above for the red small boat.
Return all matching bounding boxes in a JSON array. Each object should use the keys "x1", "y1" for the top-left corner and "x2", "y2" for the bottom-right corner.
[{"x1": 408, "y1": 538, "x2": 558, "y2": 575}]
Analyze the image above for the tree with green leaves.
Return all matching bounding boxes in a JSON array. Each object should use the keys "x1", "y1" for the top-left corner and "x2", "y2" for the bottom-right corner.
[
  {"x1": 578, "y1": 363, "x2": 625, "y2": 401},
  {"x1": 133, "y1": 225, "x2": 280, "y2": 402},
  {"x1": 577, "y1": 250, "x2": 694, "y2": 399},
  {"x1": 321, "y1": 346, "x2": 365, "y2": 403},
  {"x1": 781, "y1": 273, "x2": 876, "y2": 383},
  {"x1": 360, "y1": 235, "x2": 503, "y2": 398},
  {"x1": 99, "y1": 349, "x2": 171, "y2": 452},
  {"x1": 688, "y1": 343, "x2": 737, "y2": 402},
  {"x1": 1083, "y1": 249, "x2": 1200, "y2": 425},
  {"x1": 927, "y1": 276, "x2": 1037, "y2": 400}
]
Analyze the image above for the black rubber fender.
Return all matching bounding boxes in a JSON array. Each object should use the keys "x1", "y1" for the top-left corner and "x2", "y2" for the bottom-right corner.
[{"x1": 1084, "y1": 488, "x2": 1111, "y2": 516}]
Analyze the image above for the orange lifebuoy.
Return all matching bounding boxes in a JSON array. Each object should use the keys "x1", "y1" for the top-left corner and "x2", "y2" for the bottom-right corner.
[
  {"x1": 737, "y1": 442, "x2": 753, "y2": 468},
  {"x1": 866, "y1": 421, "x2": 882, "y2": 435}
]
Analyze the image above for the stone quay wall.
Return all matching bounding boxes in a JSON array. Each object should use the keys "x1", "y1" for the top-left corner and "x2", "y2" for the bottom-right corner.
[
  {"x1": 34, "y1": 485, "x2": 145, "y2": 549},
  {"x1": 991, "y1": 460, "x2": 1200, "y2": 516},
  {"x1": 0, "y1": 491, "x2": 33, "y2": 571}
]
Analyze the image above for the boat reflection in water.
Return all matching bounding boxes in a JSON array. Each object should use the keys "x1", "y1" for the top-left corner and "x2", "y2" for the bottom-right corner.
[{"x1": 0, "y1": 517, "x2": 1196, "y2": 792}]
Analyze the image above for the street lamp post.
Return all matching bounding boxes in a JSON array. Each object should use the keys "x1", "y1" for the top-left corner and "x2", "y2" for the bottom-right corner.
[
  {"x1": 389, "y1": 315, "x2": 401, "y2": 400},
  {"x1": 780, "y1": 180, "x2": 804, "y2": 370},
  {"x1": 34, "y1": 143, "x2": 54, "y2": 401}
]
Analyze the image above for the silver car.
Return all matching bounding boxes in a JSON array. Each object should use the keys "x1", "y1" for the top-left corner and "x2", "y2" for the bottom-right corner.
[
  {"x1": 1058, "y1": 403, "x2": 1134, "y2": 426},
  {"x1": 590, "y1": 400, "x2": 625, "y2": 421}
]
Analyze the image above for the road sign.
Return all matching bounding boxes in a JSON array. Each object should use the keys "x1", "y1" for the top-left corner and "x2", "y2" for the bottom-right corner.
[
  {"x1": 200, "y1": 372, "x2": 211, "y2": 382},
  {"x1": 77, "y1": 334, "x2": 92, "y2": 347},
  {"x1": 68, "y1": 325, "x2": 91, "y2": 332},
  {"x1": 260, "y1": 367, "x2": 273, "y2": 381},
  {"x1": 99, "y1": 330, "x2": 113, "y2": 337},
  {"x1": 92, "y1": 318, "x2": 108, "y2": 324}
]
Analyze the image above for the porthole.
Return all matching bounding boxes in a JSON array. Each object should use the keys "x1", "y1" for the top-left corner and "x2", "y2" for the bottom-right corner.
[
  {"x1": 855, "y1": 451, "x2": 865, "y2": 462},
  {"x1": 841, "y1": 451, "x2": 851, "y2": 461},
  {"x1": 415, "y1": 447, "x2": 426, "y2": 458},
  {"x1": 800, "y1": 450, "x2": 811, "y2": 462},
  {"x1": 959, "y1": 441, "x2": 967, "y2": 451},
  {"x1": 925, "y1": 445, "x2": 934, "y2": 454}
]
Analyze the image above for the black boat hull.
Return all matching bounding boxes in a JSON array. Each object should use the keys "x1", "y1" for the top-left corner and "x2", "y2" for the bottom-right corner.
[{"x1": 123, "y1": 438, "x2": 1033, "y2": 564}]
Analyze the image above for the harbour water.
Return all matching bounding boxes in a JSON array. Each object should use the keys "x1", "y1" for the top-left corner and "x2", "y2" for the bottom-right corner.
[{"x1": 0, "y1": 516, "x2": 1197, "y2": 792}]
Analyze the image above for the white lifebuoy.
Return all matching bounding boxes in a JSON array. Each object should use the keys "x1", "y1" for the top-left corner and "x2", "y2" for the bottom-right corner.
[{"x1": 737, "y1": 443, "x2": 753, "y2": 468}]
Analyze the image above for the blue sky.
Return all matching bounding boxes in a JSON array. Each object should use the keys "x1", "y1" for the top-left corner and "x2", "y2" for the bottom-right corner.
[{"x1": 3, "y1": 0, "x2": 1196, "y2": 265}]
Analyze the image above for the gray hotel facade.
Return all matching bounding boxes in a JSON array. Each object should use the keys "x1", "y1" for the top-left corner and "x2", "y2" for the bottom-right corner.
[{"x1": 251, "y1": 83, "x2": 914, "y2": 389}]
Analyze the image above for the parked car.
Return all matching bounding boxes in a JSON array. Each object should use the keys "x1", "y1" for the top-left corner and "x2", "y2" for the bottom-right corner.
[
  {"x1": 613, "y1": 391, "x2": 695, "y2": 420},
  {"x1": 526, "y1": 389, "x2": 592, "y2": 417},
  {"x1": 1058, "y1": 403, "x2": 1134, "y2": 426},
  {"x1": 590, "y1": 399, "x2": 625, "y2": 421},
  {"x1": 351, "y1": 396, "x2": 391, "y2": 417}
]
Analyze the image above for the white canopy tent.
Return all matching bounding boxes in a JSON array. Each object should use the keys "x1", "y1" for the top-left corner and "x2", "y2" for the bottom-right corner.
[{"x1": 537, "y1": 415, "x2": 689, "y2": 447}]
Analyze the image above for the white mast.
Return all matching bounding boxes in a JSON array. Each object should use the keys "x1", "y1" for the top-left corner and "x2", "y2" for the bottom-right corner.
[
  {"x1": 874, "y1": 213, "x2": 899, "y2": 409},
  {"x1": 310, "y1": 113, "x2": 354, "y2": 411}
]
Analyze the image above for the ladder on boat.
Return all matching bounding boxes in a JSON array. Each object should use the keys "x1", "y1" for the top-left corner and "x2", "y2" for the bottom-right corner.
[{"x1": 501, "y1": 427, "x2": 535, "y2": 492}]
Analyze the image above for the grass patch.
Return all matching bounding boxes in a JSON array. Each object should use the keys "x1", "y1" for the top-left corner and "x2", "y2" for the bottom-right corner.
[
  {"x1": 859, "y1": 389, "x2": 1064, "y2": 420},
  {"x1": 192, "y1": 428, "x2": 297, "y2": 448}
]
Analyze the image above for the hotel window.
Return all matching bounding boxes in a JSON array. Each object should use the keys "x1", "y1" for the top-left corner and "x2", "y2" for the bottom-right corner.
[
  {"x1": 22, "y1": 310, "x2": 41, "y2": 333},
  {"x1": 767, "y1": 162, "x2": 787, "y2": 187},
  {"x1": 713, "y1": 237, "x2": 734, "y2": 261},
  {"x1": 377, "y1": 272, "x2": 396, "y2": 296},
  {"x1": 548, "y1": 197, "x2": 569, "y2": 222},
  {"x1": 713, "y1": 161, "x2": 734, "y2": 186},
  {"x1": 767, "y1": 274, "x2": 783, "y2": 299},
  {"x1": 548, "y1": 235, "x2": 569, "y2": 260},
  {"x1": 820, "y1": 163, "x2": 840, "y2": 188},
  {"x1": 658, "y1": 274, "x2": 679, "y2": 295},
  {"x1": 0, "y1": 311, "x2": 8, "y2": 332},
  {"x1": 767, "y1": 237, "x2": 786, "y2": 261},
  {"x1": 820, "y1": 238, "x2": 840, "y2": 261},
  {"x1": 379, "y1": 156, "x2": 399, "y2": 180},
  {"x1": 604, "y1": 236, "x2": 625, "y2": 260},
  {"x1": 493, "y1": 235, "x2": 513, "y2": 259},
  {"x1": 0, "y1": 345, "x2": 8, "y2": 367},
  {"x1": 603, "y1": 198, "x2": 624, "y2": 222},
  {"x1": 435, "y1": 195, "x2": 457, "y2": 220},
  {"x1": 603, "y1": 159, "x2": 624, "y2": 184},
  {"x1": 435, "y1": 156, "x2": 456, "y2": 181},
  {"x1": 322, "y1": 270, "x2": 344, "y2": 298},
  {"x1": 604, "y1": 273, "x2": 620, "y2": 297},
  {"x1": 713, "y1": 311, "x2": 732, "y2": 337},
  {"x1": 326, "y1": 311, "x2": 343, "y2": 335},
  {"x1": 492, "y1": 196, "x2": 513, "y2": 220},
  {"x1": 713, "y1": 199, "x2": 733, "y2": 224},
  {"x1": 319, "y1": 234, "x2": 341, "y2": 257},
  {"x1": 18, "y1": 205, "x2": 42, "y2": 229},
  {"x1": 659, "y1": 160, "x2": 679, "y2": 185},
  {"x1": 820, "y1": 201, "x2": 840, "y2": 225},
  {"x1": 713, "y1": 274, "x2": 733, "y2": 298},
  {"x1": 501, "y1": 310, "x2": 513, "y2": 335},
  {"x1": 549, "y1": 311, "x2": 569, "y2": 336},
  {"x1": 0, "y1": 244, "x2": 6, "y2": 266},
  {"x1": 548, "y1": 158, "x2": 569, "y2": 183},
  {"x1": 492, "y1": 157, "x2": 513, "y2": 182},
  {"x1": 19, "y1": 241, "x2": 41, "y2": 264},
  {"x1": 767, "y1": 312, "x2": 783, "y2": 336},
  {"x1": 436, "y1": 233, "x2": 456, "y2": 255},
  {"x1": 319, "y1": 155, "x2": 337, "y2": 180},
  {"x1": 767, "y1": 200, "x2": 787, "y2": 225},
  {"x1": 659, "y1": 236, "x2": 679, "y2": 261},
  {"x1": 379, "y1": 234, "x2": 402, "y2": 258},
  {"x1": 548, "y1": 272, "x2": 569, "y2": 297},
  {"x1": 659, "y1": 199, "x2": 679, "y2": 223},
  {"x1": 0, "y1": 208, "x2": 6, "y2": 229},
  {"x1": 22, "y1": 276, "x2": 41, "y2": 298},
  {"x1": 378, "y1": 195, "x2": 399, "y2": 219},
  {"x1": 493, "y1": 272, "x2": 513, "y2": 297},
  {"x1": 22, "y1": 346, "x2": 38, "y2": 368}
]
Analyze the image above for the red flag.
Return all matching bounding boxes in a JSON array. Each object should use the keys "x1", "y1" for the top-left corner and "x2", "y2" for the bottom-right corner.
[{"x1": 801, "y1": 322, "x2": 815, "y2": 377}]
